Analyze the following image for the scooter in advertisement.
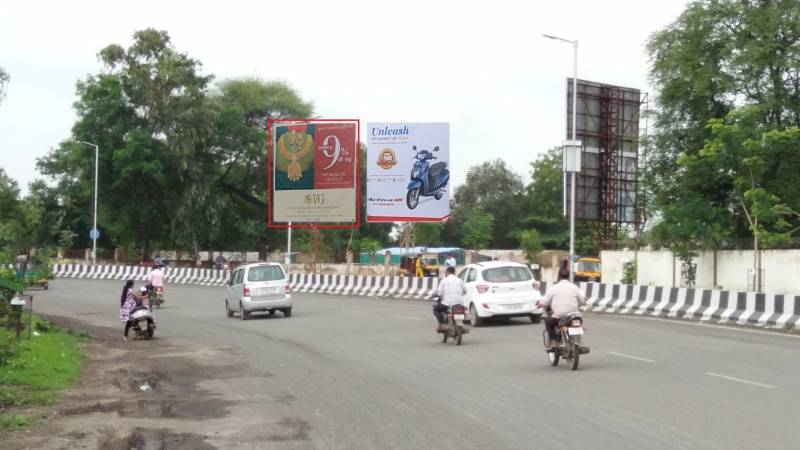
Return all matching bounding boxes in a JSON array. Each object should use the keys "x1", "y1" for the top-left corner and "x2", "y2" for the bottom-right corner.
[{"x1": 406, "y1": 145, "x2": 449, "y2": 210}]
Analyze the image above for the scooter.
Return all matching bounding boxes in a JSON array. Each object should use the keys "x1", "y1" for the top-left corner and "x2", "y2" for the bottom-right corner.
[
  {"x1": 128, "y1": 306, "x2": 156, "y2": 340},
  {"x1": 406, "y1": 145, "x2": 449, "y2": 210}
]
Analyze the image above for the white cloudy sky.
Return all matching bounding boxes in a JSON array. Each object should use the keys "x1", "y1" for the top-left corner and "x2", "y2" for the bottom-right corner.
[{"x1": 0, "y1": 0, "x2": 688, "y2": 194}]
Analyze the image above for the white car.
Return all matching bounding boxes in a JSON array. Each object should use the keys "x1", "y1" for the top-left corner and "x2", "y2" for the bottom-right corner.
[
  {"x1": 225, "y1": 263, "x2": 292, "y2": 320},
  {"x1": 457, "y1": 261, "x2": 543, "y2": 326}
]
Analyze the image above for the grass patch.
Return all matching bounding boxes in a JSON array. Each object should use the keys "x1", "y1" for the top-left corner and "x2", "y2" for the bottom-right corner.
[
  {"x1": 0, "y1": 316, "x2": 86, "y2": 411},
  {"x1": 0, "y1": 413, "x2": 31, "y2": 431}
]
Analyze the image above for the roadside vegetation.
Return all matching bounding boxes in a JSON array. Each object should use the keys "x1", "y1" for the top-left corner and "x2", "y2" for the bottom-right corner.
[{"x1": 0, "y1": 271, "x2": 86, "y2": 431}]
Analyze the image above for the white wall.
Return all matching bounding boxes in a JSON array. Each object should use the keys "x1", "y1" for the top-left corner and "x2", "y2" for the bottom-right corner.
[{"x1": 602, "y1": 249, "x2": 800, "y2": 294}]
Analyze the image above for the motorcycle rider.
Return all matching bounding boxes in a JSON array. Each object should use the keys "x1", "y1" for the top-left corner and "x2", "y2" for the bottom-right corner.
[
  {"x1": 539, "y1": 260, "x2": 585, "y2": 348},
  {"x1": 433, "y1": 266, "x2": 466, "y2": 326},
  {"x1": 145, "y1": 264, "x2": 166, "y2": 304}
]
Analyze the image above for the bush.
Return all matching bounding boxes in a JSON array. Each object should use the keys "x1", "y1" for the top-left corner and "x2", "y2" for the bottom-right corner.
[{"x1": 621, "y1": 261, "x2": 637, "y2": 285}]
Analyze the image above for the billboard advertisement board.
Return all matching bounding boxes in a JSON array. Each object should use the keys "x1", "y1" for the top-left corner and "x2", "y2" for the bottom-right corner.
[
  {"x1": 366, "y1": 123, "x2": 450, "y2": 222},
  {"x1": 270, "y1": 120, "x2": 358, "y2": 225}
]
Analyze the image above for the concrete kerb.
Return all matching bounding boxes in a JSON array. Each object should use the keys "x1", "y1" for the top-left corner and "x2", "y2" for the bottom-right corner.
[
  {"x1": 579, "y1": 281, "x2": 800, "y2": 330},
  {"x1": 50, "y1": 265, "x2": 800, "y2": 330}
]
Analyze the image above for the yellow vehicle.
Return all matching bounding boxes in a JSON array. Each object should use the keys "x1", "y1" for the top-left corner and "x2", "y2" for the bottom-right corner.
[
  {"x1": 399, "y1": 254, "x2": 440, "y2": 277},
  {"x1": 575, "y1": 257, "x2": 601, "y2": 282}
]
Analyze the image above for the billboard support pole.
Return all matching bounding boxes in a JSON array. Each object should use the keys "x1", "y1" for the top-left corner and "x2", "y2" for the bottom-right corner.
[{"x1": 286, "y1": 222, "x2": 292, "y2": 271}]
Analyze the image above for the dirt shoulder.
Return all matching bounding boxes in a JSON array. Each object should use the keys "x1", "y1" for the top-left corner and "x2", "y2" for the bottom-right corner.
[{"x1": 0, "y1": 315, "x2": 310, "y2": 450}]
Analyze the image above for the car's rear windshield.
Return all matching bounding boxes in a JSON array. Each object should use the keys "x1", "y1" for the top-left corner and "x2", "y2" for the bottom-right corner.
[
  {"x1": 247, "y1": 265, "x2": 285, "y2": 282},
  {"x1": 423, "y1": 257, "x2": 438, "y2": 265},
  {"x1": 482, "y1": 266, "x2": 532, "y2": 283}
]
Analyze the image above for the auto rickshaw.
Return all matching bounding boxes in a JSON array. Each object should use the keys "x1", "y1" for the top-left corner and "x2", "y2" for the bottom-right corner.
[
  {"x1": 399, "y1": 253, "x2": 440, "y2": 277},
  {"x1": 574, "y1": 256, "x2": 601, "y2": 282}
]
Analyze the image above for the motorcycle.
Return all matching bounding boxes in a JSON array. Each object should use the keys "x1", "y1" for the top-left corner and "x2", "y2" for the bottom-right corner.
[
  {"x1": 148, "y1": 286, "x2": 165, "y2": 310},
  {"x1": 406, "y1": 145, "x2": 449, "y2": 210},
  {"x1": 542, "y1": 312, "x2": 590, "y2": 370},
  {"x1": 128, "y1": 306, "x2": 156, "y2": 340},
  {"x1": 436, "y1": 303, "x2": 470, "y2": 346}
]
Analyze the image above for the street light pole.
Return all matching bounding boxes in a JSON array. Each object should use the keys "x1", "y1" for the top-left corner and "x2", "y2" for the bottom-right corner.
[
  {"x1": 543, "y1": 34, "x2": 580, "y2": 282},
  {"x1": 76, "y1": 141, "x2": 99, "y2": 265}
]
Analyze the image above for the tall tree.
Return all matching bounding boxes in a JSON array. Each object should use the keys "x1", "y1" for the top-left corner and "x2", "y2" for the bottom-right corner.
[
  {"x1": 647, "y1": 0, "x2": 800, "y2": 250},
  {"x1": 461, "y1": 209, "x2": 495, "y2": 251},
  {"x1": 0, "y1": 66, "x2": 8, "y2": 105},
  {"x1": 450, "y1": 159, "x2": 524, "y2": 248}
]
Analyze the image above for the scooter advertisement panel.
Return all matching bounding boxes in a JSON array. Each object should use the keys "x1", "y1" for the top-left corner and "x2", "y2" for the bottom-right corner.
[{"x1": 366, "y1": 123, "x2": 450, "y2": 222}]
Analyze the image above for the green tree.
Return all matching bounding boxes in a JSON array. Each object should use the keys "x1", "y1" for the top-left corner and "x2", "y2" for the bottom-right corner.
[
  {"x1": 414, "y1": 223, "x2": 443, "y2": 247},
  {"x1": 359, "y1": 238, "x2": 382, "y2": 264},
  {"x1": 449, "y1": 159, "x2": 524, "y2": 248},
  {"x1": 461, "y1": 209, "x2": 494, "y2": 251},
  {"x1": 518, "y1": 229, "x2": 543, "y2": 263},
  {"x1": 0, "y1": 66, "x2": 8, "y2": 105},
  {"x1": 647, "y1": 0, "x2": 800, "y2": 250}
]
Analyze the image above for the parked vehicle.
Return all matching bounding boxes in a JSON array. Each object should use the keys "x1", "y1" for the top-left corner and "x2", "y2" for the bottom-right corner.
[
  {"x1": 399, "y1": 254, "x2": 439, "y2": 277},
  {"x1": 541, "y1": 311, "x2": 589, "y2": 370},
  {"x1": 437, "y1": 303, "x2": 470, "y2": 345},
  {"x1": 574, "y1": 257, "x2": 601, "y2": 282},
  {"x1": 457, "y1": 261, "x2": 544, "y2": 326},
  {"x1": 148, "y1": 286, "x2": 164, "y2": 310},
  {"x1": 406, "y1": 145, "x2": 449, "y2": 209},
  {"x1": 225, "y1": 263, "x2": 292, "y2": 320},
  {"x1": 128, "y1": 306, "x2": 156, "y2": 340}
]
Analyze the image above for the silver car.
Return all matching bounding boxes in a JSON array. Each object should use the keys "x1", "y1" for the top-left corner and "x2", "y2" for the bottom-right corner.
[{"x1": 225, "y1": 263, "x2": 292, "y2": 320}]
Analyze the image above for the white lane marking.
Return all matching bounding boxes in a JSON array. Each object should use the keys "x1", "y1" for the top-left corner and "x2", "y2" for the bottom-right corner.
[
  {"x1": 607, "y1": 314, "x2": 800, "y2": 340},
  {"x1": 393, "y1": 315, "x2": 426, "y2": 321},
  {"x1": 704, "y1": 372, "x2": 776, "y2": 389},
  {"x1": 343, "y1": 309, "x2": 367, "y2": 315},
  {"x1": 606, "y1": 351, "x2": 656, "y2": 363}
]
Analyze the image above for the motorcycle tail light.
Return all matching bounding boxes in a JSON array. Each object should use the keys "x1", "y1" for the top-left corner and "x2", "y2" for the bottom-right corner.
[
  {"x1": 476, "y1": 284, "x2": 489, "y2": 294},
  {"x1": 243, "y1": 284, "x2": 250, "y2": 297},
  {"x1": 452, "y1": 305, "x2": 465, "y2": 314},
  {"x1": 571, "y1": 319, "x2": 582, "y2": 326},
  {"x1": 285, "y1": 284, "x2": 291, "y2": 293},
  {"x1": 156, "y1": 287, "x2": 163, "y2": 293}
]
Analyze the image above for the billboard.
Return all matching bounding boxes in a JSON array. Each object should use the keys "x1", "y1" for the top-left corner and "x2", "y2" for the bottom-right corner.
[
  {"x1": 270, "y1": 120, "x2": 359, "y2": 226},
  {"x1": 565, "y1": 78, "x2": 641, "y2": 224},
  {"x1": 366, "y1": 123, "x2": 450, "y2": 222}
]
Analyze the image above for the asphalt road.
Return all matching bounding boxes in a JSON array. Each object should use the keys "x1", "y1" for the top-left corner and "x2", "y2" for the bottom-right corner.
[{"x1": 31, "y1": 279, "x2": 800, "y2": 450}]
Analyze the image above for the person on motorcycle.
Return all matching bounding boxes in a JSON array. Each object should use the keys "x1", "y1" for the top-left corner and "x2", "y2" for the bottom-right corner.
[
  {"x1": 121, "y1": 285, "x2": 149, "y2": 340},
  {"x1": 145, "y1": 264, "x2": 166, "y2": 303},
  {"x1": 539, "y1": 261, "x2": 585, "y2": 348},
  {"x1": 433, "y1": 266, "x2": 466, "y2": 326}
]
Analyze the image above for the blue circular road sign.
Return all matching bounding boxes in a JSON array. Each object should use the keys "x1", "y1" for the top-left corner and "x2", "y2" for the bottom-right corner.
[{"x1": 89, "y1": 228, "x2": 100, "y2": 240}]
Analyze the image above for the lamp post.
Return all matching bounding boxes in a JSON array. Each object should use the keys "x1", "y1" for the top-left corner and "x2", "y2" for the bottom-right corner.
[
  {"x1": 76, "y1": 141, "x2": 99, "y2": 265},
  {"x1": 543, "y1": 34, "x2": 580, "y2": 282}
]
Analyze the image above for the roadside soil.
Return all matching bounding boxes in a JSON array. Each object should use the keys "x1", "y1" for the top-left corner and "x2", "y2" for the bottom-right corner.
[{"x1": 0, "y1": 315, "x2": 311, "y2": 450}]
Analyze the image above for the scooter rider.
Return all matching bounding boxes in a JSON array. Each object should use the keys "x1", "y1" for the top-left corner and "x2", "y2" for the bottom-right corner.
[
  {"x1": 538, "y1": 261, "x2": 586, "y2": 348},
  {"x1": 433, "y1": 266, "x2": 466, "y2": 325}
]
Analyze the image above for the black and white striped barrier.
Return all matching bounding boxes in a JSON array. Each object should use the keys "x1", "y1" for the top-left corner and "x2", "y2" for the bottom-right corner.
[
  {"x1": 287, "y1": 273, "x2": 439, "y2": 299},
  {"x1": 51, "y1": 265, "x2": 800, "y2": 329},
  {"x1": 578, "y1": 282, "x2": 800, "y2": 329},
  {"x1": 53, "y1": 264, "x2": 231, "y2": 286}
]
